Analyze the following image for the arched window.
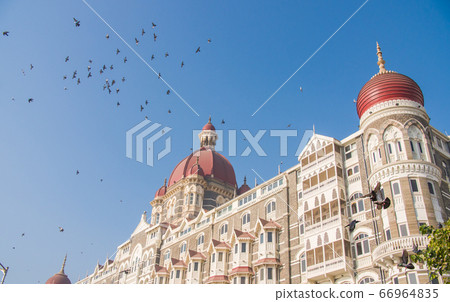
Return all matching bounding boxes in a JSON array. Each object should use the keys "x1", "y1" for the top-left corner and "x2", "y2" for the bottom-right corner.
[
  {"x1": 300, "y1": 253, "x2": 306, "y2": 273},
  {"x1": 220, "y1": 223, "x2": 228, "y2": 235},
  {"x1": 317, "y1": 235, "x2": 322, "y2": 246},
  {"x1": 197, "y1": 234, "x2": 204, "y2": 246},
  {"x1": 306, "y1": 239, "x2": 311, "y2": 250},
  {"x1": 332, "y1": 189, "x2": 337, "y2": 199},
  {"x1": 350, "y1": 193, "x2": 364, "y2": 215},
  {"x1": 321, "y1": 194, "x2": 326, "y2": 204},
  {"x1": 164, "y1": 250, "x2": 171, "y2": 261},
  {"x1": 383, "y1": 126, "x2": 405, "y2": 163},
  {"x1": 324, "y1": 232, "x2": 329, "y2": 244},
  {"x1": 266, "y1": 201, "x2": 276, "y2": 214},
  {"x1": 408, "y1": 125, "x2": 427, "y2": 160},
  {"x1": 242, "y1": 213, "x2": 250, "y2": 226},
  {"x1": 304, "y1": 201, "x2": 309, "y2": 211},
  {"x1": 180, "y1": 242, "x2": 187, "y2": 254},
  {"x1": 189, "y1": 193, "x2": 194, "y2": 205},
  {"x1": 155, "y1": 213, "x2": 160, "y2": 224},
  {"x1": 314, "y1": 197, "x2": 319, "y2": 207},
  {"x1": 359, "y1": 277, "x2": 375, "y2": 284},
  {"x1": 336, "y1": 228, "x2": 341, "y2": 240},
  {"x1": 368, "y1": 135, "x2": 380, "y2": 169},
  {"x1": 354, "y1": 233, "x2": 370, "y2": 256}
]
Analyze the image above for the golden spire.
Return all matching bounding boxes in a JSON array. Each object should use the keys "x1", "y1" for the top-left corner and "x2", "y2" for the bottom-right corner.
[
  {"x1": 208, "y1": 115, "x2": 211, "y2": 124},
  {"x1": 376, "y1": 41, "x2": 386, "y2": 73},
  {"x1": 59, "y1": 254, "x2": 67, "y2": 275}
]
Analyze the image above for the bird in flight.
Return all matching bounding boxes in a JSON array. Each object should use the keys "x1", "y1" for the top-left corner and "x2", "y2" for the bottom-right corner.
[
  {"x1": 76, "y1": 170, "x2": 80, "y2": 175},
  {"x1": 63, "y1": 75, "x2": 67, "y2": 80},
  {"x1": 111, "y1": 79, "x2": 115, "y2": 86},
  {"x1": 181, "y1": 61, "x2": 184, "y2": 68},
  {"x1": 116, "y1": 102, "x2": 120, "y2": 107},
  {"x1": 353, "y1": 99, "x2": 357, "y2": 103},
  {"x1": 100, "y1": 178, "x2": 103, "y2": 182},
  {"x1": 168, "y1": 109, "x2": 171, "y2": 114},
  {"x1": 87, "y1": 66, "x2": 91, "y2": 71},
  {"x1": 73, "y1": 18, "x2": 80, "y2": 27},
  {"x1": 110, "y1": 65, "x2": 114, "y2": 70},
  {"x1": 221, "y1": 119, "x2": 225, "y2": 124},
  {"x1": 141, "y1": 28, "x2": 145, "y2": 36},
  {"x1": 300, "y1": 87, "x2": 303, "y2": 92},
  {"x1": 145, "y1": 100, "x2": 149, "y2": 105},
  {"x1": 158, "y1": 73, "x2": 161, "y2": 79},
  {"x1": 166, "y1": 90, "x2": 170, "y2": 95},
  {"x1": 345, "y1": 220, "x2": 359, "y2": 232},
  {"x1": 100, "y1": 69, "x2": 103, "y2": 74},
  {"x1": 64, "y1": 87, "x2": 68, "y2": 91},
  {"x1": 140, "y1": 105, "x2": 144, "y2": 112},
  {"x1": 102, "y1": 65, "x2": 107, "y2": 70},
  {"x1": 58, "y1": 227, "x2": 64, "y2": 232},
  {"x1": 116, "y1": 88, "x2": 120, "y2": 94},
  {"x1": 87, "y1": 72, "x2": 92, "y2": 78},
  {"x1": 123, "y1": 57, "x2": 127, "y2": 63},
  {"x1": 122, "y1": 77, "x2": 126, "y2": 82},
  {"x1": 398, "y1": 249, "x2": 415, "y2": 269},
  {"x1": 362, "y1": 182, "x2": 391, "y2": 209},
  {"x1": 153, "y1": 33, "x2": 157, "y2": 41},
  {"x1": 287, "y1": 124, "x2": 292, "y2": 127},
  {"x1": 116, "y1": 48, "x2": 120, "y2": 55},
  {"x1": 152, "y1": 22, "x2": 157, "y2": 28},
  {"x1": 151, "y1": 54, "x2": 155, "y2": 60},
  {"x1": 135, "y1": 38, "x2": 139, "y2": 45},
  {"x1": 28, "y1": 98, "x2": 33, "y2": 103},
  {"x1": 30, "y1": 64, "x2": 34, "y2": 70},
  {"x1": 195, "y1": 47, "x2": 200, "y2": 53},
  {"x1": 3, "y1": 31, "x2": 9, "y2": 36},
  {"x1": 21, "y1": 69, "x2": 26, "y2": 76},
  {"x1": 165, "y1": 52, "x2": 169, "y2": 58},
  {"x1": 208, "y1": 38, "x2": 211, "y2": 43},
  {"x1": 65, "y1": 56, "x2": 69, "y2": 62},
  {"x1": 21, "y1": 233, "x2": 25, "y2": 237},
  {"x1": 106, "y1": 34, "x2": 109, "y2": 39},
  {"x1": 89, "y1": 59, "x2": 93, "y2": 63},
  {"x1": 77, "y1": 78, "x2": 81, "y2": 85},
  {"x1": 72, "y1": 70, "x2": 77, "y2": 79}
]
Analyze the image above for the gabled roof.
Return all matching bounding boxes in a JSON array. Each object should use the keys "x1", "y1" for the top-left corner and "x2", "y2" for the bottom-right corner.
[
  {"x1": 297, "y1": 133, "x2": 341, "y2": 160},
  {"x1": 188, "y1": 250, "x2": 207, "y2": 260},
  {"x1": 259, "y1": 218, "x2": 282, "y2": 230},
  {"x1": 211, "y1": 239, "x2": 231, "y2": 250},
  {"x1": 171, "y1": 258, "x2": 187, "y2": 268},
  {"x1": 154, "y1": 265, "x2": 169, "y2": 275},
  {"x1": 131, "y1": 212, "x2": 150, "y2": 237},
  {"x1": 232, "y1": 229, "x2": 256, "y2": 241},
  {"x1": 230, "y1": 266, "x2": 254, "y2": 275}
]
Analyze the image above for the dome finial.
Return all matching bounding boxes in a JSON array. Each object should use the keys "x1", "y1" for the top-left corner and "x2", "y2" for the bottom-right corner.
[
  {"x1": 244, "y1": 176, "x2": 247, "y2": 184},
  {"x1": 164, "y1": 178, "x2": 167, "y2": 186},
  {"x1": 208, "y1": 115, "x2": 211, "y2": 123},
  {"x1": 59, "y1": 254, "x2": 67, "y2": 275},
  {"x1": 376, "y1": 41, "x2": 386, "y2": 73}
]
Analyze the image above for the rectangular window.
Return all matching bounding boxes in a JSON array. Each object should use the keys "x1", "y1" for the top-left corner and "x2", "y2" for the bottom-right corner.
[
  {"x1": 300, "y1": 224, "x2": 304, "y2": 234},
  {"x1": 363, "y1": 240, "x2": 370, "y2": 254},
  {"x1": 410, "y1": 141, "x2": 415, "y2": 152},
  {"x1": 428, "y1": 182, "x2": 435, "y2": 195},
  {"x1": 386, "y1": 229, "x2": 391, "y2": 241},
  {"x1": 393, "y1": 182, "x2": 400, "y2": 195},
  {"x1": 260, "y1": 233, "x2": 264, "y2": 244},
  {"x1": 176, "y1": 270, "x2": 180, "y2": 279},
  {"x1": 393, "y1": 277, "x2": 399, "y2": 284},
  {"x1": 241, "y1": 242, "x2": 246, "y2": 253},
  {"x1": 234, "y1": 244, "x2": 238, "y2": 254},
  {"x1": 358, "y1": 199, "x2": 364, "y2": 212},
  {"x1": 260, "y1": 268, "x2": 264, "y2": 281},
  {"x1": 171, "y1": 271, "x2": 174, "y2": 279},
  {"x1": 410, "y1": 179, "x2": 419, "y2": 192},
  {"x1": 218, "y1": 252, "x2": 223, "y2": 262},
  {"x1": 379, "y1": 148, "x2": 382, "y2": 158},
  {"x1": 194, "y1": 262, "x2": 199, "y2": 271},
  {"x1": 354, "y1": 165, "x2": 359, "y2": 174},
  {"x1": 388, "y1": 143, "x2": 393, "y2": 154},
  {"x1": 407, "y1": 272, "x2": 418, "y2": 284},
  {"x1": 301, "y1": 259, "x2": 306, "y2": 273},
  {"x1": 372, "y1": 152, "x2": 376, "y2": 163},
  {"x1": 345, "y1": 152, "x2": 352, "y2": 160},
  {"x1": 188, "y1": 263, "x2": 191, "y2": 272},
  {"x1": 267, "y1": 232, "x2": 273, "y2": 243},
  {"x1": 212, "y1": 253, "x2": 215, "y2": 263},
  {"x1": 241, "y1": 277, "x2": 246, "y2": 284},
  {"x1": 268, "y1": 268, "x2": 273, "y2": 280},
  {"x1": 233, "y1": 277, "x2": 237, "y2": 284},
  {"x1": 418, "y1": 142, "x2": 423, "y2": 153},
  {"x1": 399, "y1": 224, "x2": 409, "y2": 237}
]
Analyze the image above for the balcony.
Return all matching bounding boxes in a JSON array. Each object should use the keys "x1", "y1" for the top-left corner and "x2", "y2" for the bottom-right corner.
[
  {"x1": 372, "y1": 235, "x2": 429, "y2": 267},
  {"x1": 305, "y1": 215, "x2": 341, "y2": 234},
  {"x1": 306, "y1": 256, "x2": 352, "y2": 281}
]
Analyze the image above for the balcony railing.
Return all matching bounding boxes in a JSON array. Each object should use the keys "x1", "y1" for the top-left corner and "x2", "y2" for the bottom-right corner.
[
  {"x1": 372, "y1": 235, "x2": 429, "y2": 264},
  {"x1": 306, "y1": 257, "x2": 351, "y2": 279}
]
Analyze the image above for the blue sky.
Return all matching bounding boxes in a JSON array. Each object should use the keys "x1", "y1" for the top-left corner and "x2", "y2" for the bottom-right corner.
[{"x1": 0, "y1": 0, "x2": 449, "y2": 283}]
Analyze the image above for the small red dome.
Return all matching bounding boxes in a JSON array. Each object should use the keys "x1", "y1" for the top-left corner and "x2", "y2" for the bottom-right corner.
[
  {"x1": 168, "y1": 147, "x2": 236, "y2": 187},
  {"x1": 154, "y1": 185, "x2": 167, "y2": 198},
  {"x1": 237, "y1": 177, "x2": 251, "y2": 195},
  {"x1": 46, "y1": 273, "x2": 71, "y2": 284},
  {"x1": 202, "y1": 122, "x2": 215, "y2": 131},
  {"x1": 356, "y1": 72, "x2": 424, "y2": 118}
]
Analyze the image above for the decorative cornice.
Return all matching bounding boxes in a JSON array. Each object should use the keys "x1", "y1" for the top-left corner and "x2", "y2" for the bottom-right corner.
[{"x1": 360, "y1": 99, "x2": 429, "y2": 128}]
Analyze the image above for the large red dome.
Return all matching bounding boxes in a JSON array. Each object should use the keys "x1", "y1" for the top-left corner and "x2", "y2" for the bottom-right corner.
[
  {"x1": 356, "y1": 72, "x2": 424, "y2": 118},
  {"x1": 168, "y1": 146, "x2": 236, "y2": 187}
]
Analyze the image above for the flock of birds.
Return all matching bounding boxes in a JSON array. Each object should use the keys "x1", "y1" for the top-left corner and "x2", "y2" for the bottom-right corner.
[{"x1": 344, "y1": 181, "x2": 425, "y2": 271}]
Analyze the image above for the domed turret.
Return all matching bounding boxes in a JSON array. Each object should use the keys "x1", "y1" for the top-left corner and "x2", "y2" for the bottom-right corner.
[
  {"x1": 356, "y1": 42, "x2": 424, "y2": 119},
  {"x1": 46, "y1": 255, "x2": 71, "y2": 284}
]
